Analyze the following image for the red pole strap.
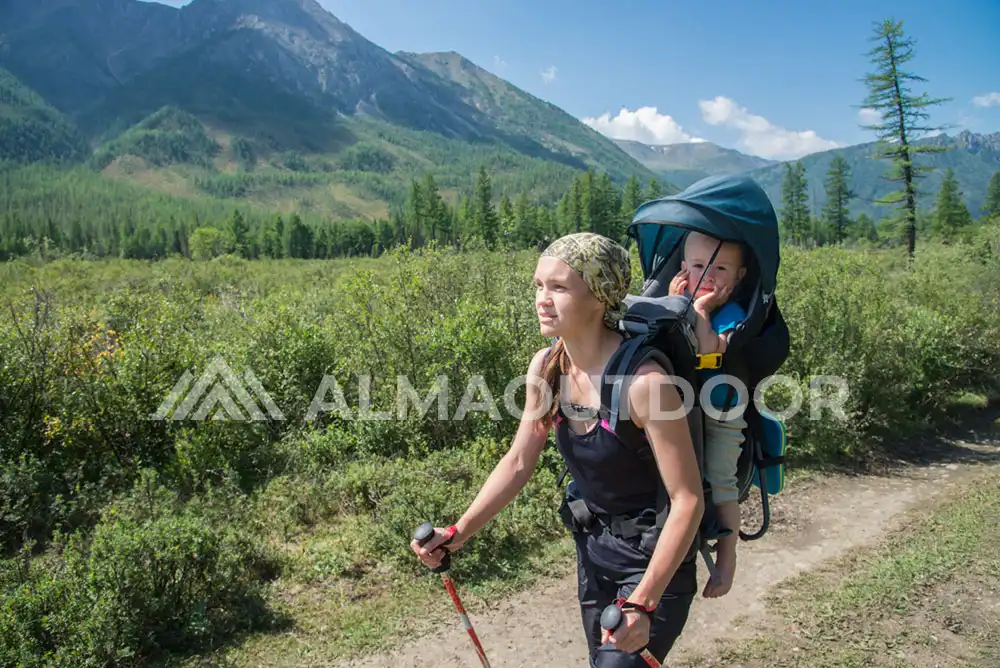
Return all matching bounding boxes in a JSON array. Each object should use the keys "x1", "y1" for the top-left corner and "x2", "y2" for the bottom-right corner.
[
  {"x1": 638, "y1": 648, "x2": 661, "y2": 667},
  {"x1": 441, "y1": 573, "x2": 492, "y2": 668}
]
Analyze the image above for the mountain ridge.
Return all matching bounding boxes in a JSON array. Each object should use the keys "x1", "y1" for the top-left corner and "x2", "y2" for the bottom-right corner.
[
  {"x1": 746, "y1": 130, "x2": 1000, "y2": 220},
  {"x1": 615, "y1": 131, "x2": 999, "y2": 220},
  {"x1": 0, "y1": 0, "x2": 653, "y2": 179},
  {"x1": 0, "y1": 0, "x2": 662, "y2": 221},
  {"x1": 613, "y1": 138, "x2": 778, "y2": 189}
]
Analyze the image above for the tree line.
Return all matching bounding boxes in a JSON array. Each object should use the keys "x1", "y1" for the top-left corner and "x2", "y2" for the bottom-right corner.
[
  {"x1": 0, "y1": 165, "x2": 667, "y2": 261},
  {"x1": 2, "y1": 141, "x2": 998, "y2": 263},
  {"x1": 778, "y1": 154, "x2": 999, "y2": 248}
]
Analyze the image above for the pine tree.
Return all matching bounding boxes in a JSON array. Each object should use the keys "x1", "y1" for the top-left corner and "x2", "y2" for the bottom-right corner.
[
  {"x1": 513, "y1": 191, "x2": 539, "y2": 247},
  {"x1": 259, "y1": 215, "x2": 283, "y2": 258},
  {"x1": 314, "y1": 226, "x2": 330, "y2": 259},
  {"x1": 579, "y1": 171, "x2": 595, "y2": 233},
  {"x1": 473, "y1": 166, "x2": 499, "y2": 249},
  {"x1": 569, "y1": 177, "x2": 583, "y2": 233},
  {"x1": 228, "y1": 209, "x2": 248, "y2": 257},
  {"x1": 421, "y1": 173, "x2": 448, "y2": 244},
  {"x1": 822, "y1": 155, "x2": 854, "y2": 244},
  {"x1": 931, "y1": 168, "x2": 972, "y2": 243},
  {"x1": 984, "y1": 170, "x2": 1000, "y2": 217},
  {"x1": 620, "y1": 175, "x2": 644, "y2": 228},
  {"x1": 780, "y1": 162, "x2": 810, "y2": 246},
  {"x1": 405, "y1": 179, "x2": 425, "y2": 247},
  {"x1": 376, "y1": 219, "x2": 395, "y2": 255},
  {"x1": 645, "y1": 177, "x2": 663, "y2": 202},
  {"x1": 284, "y1": 213, "x2": 313, "y2": 258},
  {"x1": 849, "y1": 213, "x2": 878, "y2": 242},
  {"x1": 860, "y1": 18, "x2": 951, "y2": 257},
  {"x1": 593, "y1": 172, "x2": 620, "y2": 239},
  {"x1": 498, "y1": 192, "x2": 515, "y2": 245}
]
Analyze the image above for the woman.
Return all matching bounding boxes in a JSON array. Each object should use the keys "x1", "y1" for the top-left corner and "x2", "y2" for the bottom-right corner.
[{"x1": 411, "y1": 232, "x2": 704, "y2": 665}]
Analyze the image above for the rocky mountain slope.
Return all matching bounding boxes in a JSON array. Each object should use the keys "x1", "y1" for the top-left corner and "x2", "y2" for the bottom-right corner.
[{"x1": 0, "y1": 0, "x2": 655, "y2": 200}]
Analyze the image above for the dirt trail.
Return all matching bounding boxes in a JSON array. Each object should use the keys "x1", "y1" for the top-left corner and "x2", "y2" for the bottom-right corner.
[{"x1": 333, "y1": 436, "x2": 1000, "y2": 668}]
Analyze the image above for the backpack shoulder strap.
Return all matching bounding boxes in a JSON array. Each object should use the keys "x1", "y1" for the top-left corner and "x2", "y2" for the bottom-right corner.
[{"x1": 599, "y1": 337, "x2": 678, "y2": 461}]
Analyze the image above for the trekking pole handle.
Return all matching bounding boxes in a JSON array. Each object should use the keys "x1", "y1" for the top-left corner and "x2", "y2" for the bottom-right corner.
[
  {"x1": 413, "y1": 521, "x2": 453, "y2": 574},
  {"x1": 600, "y1": 604, "x2": 662, "y2": 668}
]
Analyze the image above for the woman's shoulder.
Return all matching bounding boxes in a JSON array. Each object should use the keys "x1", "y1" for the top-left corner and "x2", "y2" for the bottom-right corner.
[{"x1": 527, "y1": 345, "x2": 554, "y2": 376}]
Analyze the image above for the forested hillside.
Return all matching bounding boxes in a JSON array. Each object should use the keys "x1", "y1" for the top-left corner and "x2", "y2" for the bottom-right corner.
[
  {"x1": 0, "y1": 0, "x2": 659, "y2": 224},
  {"x1": 749, "y1": 131, "x2": 1000, "y2": 222},
  {"x1": 0, "y1": 67, "x2": 89, "y2": 165}
]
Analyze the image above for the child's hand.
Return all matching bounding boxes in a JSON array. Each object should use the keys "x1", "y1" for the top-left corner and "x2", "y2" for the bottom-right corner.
[
  {"x1": 694, "y1": 284, "x2": 732, "y2": 313},
  {"x1": 669, "y1": 270, "x2": 689, "y2": 296}
]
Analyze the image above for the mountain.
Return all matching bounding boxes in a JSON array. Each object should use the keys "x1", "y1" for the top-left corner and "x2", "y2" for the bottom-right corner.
[
  {"x1": 0, "y1": 67, "x2": 90, "y2": 164},
  {"x1": 613, "y1": 139, "x2": 777, "y2": 189},
  {"x1": 615, "y1": 132, "x2": 999, "y2": 222},
  {"x1": 0, "y1": 0, "x2": 657, "y2": 220},
  {"x1": 747, "y1": 131, "x2": 1000, "y2": 221},
  {"x1": 401, "y1": 51, "x2": 648, "y2": 183}
]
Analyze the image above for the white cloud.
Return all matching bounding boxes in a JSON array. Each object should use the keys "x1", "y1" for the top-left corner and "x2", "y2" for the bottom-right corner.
[
  {"x1": 972, "y1": 92, "x2": 1000, "y2": 108},
  {"x1": 858, "y1": 107, "x2": 881, "y2": 125},
  {"x1": 698, "y1": 96, "x2": 839, "y2": 159},
  {"x1": 540, "y1": 65, "x2": 557, "y2": 84},
  {"x1": 581, "y1": 106, "x2": 705, "y2": 145},
  {"x1": 492, "y1": 56, "x2": 507, "y2": 72}
]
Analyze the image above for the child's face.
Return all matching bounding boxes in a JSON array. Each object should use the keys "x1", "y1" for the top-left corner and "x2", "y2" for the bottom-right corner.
[{"x1": 681, "y1": 232, "x2": 747, "y2": 300}]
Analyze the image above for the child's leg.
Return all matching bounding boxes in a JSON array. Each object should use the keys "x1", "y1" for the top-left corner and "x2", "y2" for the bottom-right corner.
[{"x1": 702, "y1": 413, "x2": 747, "y2": 598}]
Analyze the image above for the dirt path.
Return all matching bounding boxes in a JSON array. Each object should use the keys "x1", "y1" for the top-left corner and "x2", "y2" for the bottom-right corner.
[{"x1": 333, "y1": 436, "x2": 1000, "y2": 668}]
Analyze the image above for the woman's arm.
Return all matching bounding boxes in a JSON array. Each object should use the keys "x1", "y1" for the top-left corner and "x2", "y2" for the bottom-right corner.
[
  {"x1": 603, "y1": 360, "x2": 704, "y2": 652},
  {"x1": 411, "y1": 346, "x2": 553, "y2": 568},
  {"x1": 628, "y1": 361, "x2": 704, "y2": 603}
]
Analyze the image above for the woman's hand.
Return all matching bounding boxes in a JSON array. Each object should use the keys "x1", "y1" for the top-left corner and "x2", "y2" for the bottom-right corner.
[
  {"x1": 410, "y1": 525, "x2": 462, "y2": 569},
  {"x1": 601, "y1": 608, "x2": 652, "y2": 654}
]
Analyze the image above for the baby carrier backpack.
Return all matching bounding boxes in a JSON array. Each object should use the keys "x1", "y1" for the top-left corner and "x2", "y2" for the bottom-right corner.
[{"x1": 557, "y1": 173, "x2": 790, "y2": 570}]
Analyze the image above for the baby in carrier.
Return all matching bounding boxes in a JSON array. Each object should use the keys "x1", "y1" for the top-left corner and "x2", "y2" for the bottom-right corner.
[{"x1": 669, "y1": 230, "x2": 749, "y2": 598}]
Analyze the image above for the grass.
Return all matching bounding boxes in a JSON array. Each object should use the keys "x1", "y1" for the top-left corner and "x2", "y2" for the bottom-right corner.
[
  {"x1": 163, "y1": 530, "x2": 576, "y2": 667},
  {"x1": 682, "y1": 467, "x2": 1000, "y2": 668}
]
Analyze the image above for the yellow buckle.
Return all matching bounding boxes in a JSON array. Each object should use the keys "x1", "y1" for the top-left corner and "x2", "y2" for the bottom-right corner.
[{"x1": 695, "y1": 353, "x2": 722, "y2": 370}]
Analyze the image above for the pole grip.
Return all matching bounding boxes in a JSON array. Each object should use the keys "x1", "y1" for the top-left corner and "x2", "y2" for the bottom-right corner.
[
  {"x1": 599, "y1": 604, "x2": 661, "y2": 667},
  {"x1": 413, "y1": 521, "x2": 452, "y2": 574}
]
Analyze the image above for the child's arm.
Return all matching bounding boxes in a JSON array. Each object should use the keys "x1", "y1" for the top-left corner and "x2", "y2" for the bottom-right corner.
[
  {"x1": 693, "y1": 285, "x2": 735, "y2": 355},
  {"x1": 692, "y1": 307, "x2": 726, "y2": 354}
]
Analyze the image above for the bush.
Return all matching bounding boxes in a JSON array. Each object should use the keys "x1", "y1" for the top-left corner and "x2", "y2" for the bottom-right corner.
[
  {"x1": 0, "y1": 473, "x2": 280, "y2": 667},
  {"x1": 1, "y1": 236, "x2": 999, "y2": 663},
  {"x1": 773, "y1": 241, "x2": 1000, "y2": 463}
]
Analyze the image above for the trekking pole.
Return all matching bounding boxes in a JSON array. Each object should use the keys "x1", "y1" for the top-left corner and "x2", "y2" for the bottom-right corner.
[
  {"x1": 412, "y1": 522, "x2": 492, "y2": 668},
  {"x1": 600, "y1": 604, "x2": 661, "y2": 668}
]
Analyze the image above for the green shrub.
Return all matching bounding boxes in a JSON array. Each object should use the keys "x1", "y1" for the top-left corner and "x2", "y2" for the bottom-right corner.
[
  {"x1": 774, "y1": 241, "x2": 1000, "y2": 463},
  {"x1": 1, "y1": 236, "x2": 999, "y2": 652},
  {"x1": 0, "y1": 473, "x2": 280, "y2": 667}
]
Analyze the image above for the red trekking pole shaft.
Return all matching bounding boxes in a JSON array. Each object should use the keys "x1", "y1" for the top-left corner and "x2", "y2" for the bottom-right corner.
[
  {"x1": 413, "y1": 522, "x2": 492, "y2": 668},
  {"x1": 600, "y1": 604, "x2": 661, "y2": 667}
]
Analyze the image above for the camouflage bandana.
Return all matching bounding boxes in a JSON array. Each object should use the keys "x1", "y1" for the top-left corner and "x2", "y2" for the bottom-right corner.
[{"x1": 541, "y1": 232, "x2": 632, "y2": 330}]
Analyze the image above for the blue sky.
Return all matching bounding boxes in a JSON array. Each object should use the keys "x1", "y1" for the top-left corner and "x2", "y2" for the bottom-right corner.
[{"x1": 153, "y1": 0, "x2": 999, "y2": 160}]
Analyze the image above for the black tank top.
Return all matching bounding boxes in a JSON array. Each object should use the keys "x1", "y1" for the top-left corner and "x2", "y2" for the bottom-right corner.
[{"x1": 554, "y1": 398, "x2": 661, "y2": 517}]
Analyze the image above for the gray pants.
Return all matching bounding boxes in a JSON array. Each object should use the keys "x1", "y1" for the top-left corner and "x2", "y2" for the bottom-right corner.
[{"x1": 574, "y1": 524, "x2": 697, "y2": 666}]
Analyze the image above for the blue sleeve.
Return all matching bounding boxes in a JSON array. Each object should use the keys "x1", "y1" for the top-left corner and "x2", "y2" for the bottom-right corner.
[{"x1": 711, "y1": 301, "x2": 746, "y2": 334}]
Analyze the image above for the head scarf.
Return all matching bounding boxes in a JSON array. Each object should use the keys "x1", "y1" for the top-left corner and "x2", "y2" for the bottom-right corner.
[{"x1": 541, "y1": 232, "x2": 632, "y2": 330}]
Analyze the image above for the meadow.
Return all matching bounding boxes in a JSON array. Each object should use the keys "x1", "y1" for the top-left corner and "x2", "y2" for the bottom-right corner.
[{"x1": 1, "y1": 222, "x2": 999, "y2": 666}]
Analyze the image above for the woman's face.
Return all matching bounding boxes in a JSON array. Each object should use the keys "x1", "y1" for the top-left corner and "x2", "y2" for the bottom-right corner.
[{"x1": 533, "y1": 256, "x2": 604, "y2": 337}]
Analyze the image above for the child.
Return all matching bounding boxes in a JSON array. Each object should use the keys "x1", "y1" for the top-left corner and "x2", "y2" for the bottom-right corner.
[{"x1": 669, "y1": 230, "x2": 748, "y2": 599}]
